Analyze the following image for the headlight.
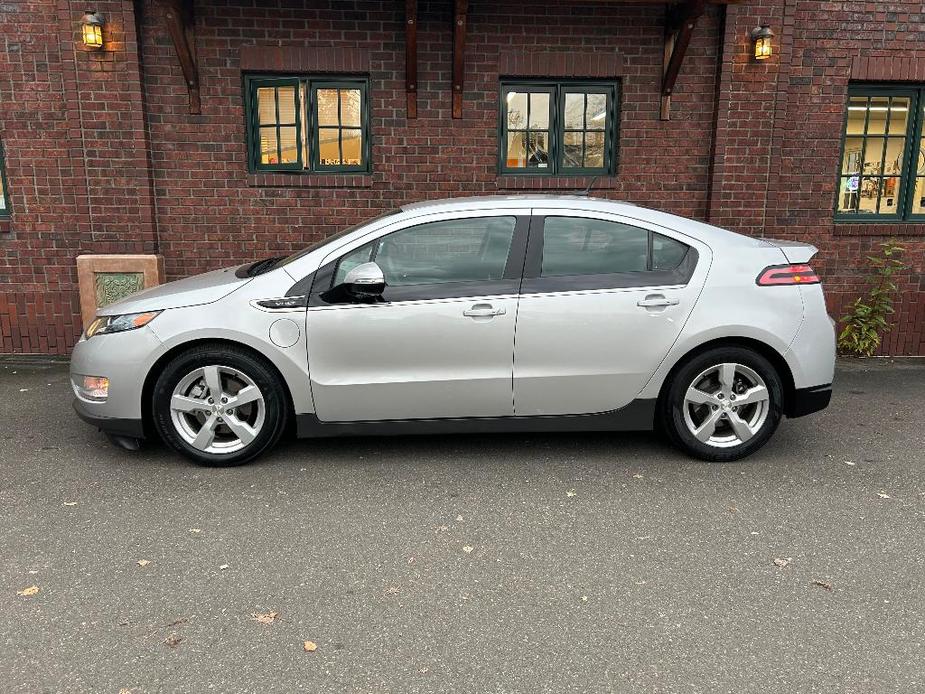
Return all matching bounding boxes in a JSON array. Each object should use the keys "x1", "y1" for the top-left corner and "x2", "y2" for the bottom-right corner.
[{"x1": 85, "y1": 311, "x2": 161, "y2": 338}]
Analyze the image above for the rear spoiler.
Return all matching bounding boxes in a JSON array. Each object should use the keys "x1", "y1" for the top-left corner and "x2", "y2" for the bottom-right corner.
[{"x1": 760, "y1": 238, "x2": 818, "y2": 264}]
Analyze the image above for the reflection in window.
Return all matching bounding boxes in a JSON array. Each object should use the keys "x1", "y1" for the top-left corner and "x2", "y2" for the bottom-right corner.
[
  {"x1": 500, "y1": 81, "x2": 617, "y2": 175},
  {"x1": 246, "y1": 76, "x2": 369, "y2": 173}
]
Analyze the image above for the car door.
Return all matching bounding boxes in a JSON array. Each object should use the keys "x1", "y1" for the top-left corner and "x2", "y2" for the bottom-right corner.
[
  {"x1": 306, "y1": 211, "x2": 529, "y2": 422},
  {"x1": 513, "y1": 210, "x2": 707, "y2": 416}
]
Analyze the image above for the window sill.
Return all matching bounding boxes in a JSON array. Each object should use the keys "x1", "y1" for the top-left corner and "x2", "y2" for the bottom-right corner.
[
  {"x1": 496, "y1": 174, "x2": 619, "y2": 191},
  {"x1": 247, "y1": 172, "x2": 373, "y2": 189},
  {"x1": 833, "y1": 220, "x2": 925, "y2": 236}
]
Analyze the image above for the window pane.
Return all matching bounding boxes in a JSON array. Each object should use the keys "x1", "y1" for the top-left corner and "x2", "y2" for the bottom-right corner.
[
  {"x1": 506, "y1": 92, "x2": 527, "y2": 129},
  {"x1": 857, "y1": 177, "x2": 880, "y2": 214},
  {"x1": 837, "y1": 177, "x2": 860, "y2": 213},
  {"x1": 341, "y1": 128, "x2": 363, "y2": 167},
  {"x1": 542, "y1": 217, "x2": 648, "y2": 277},
  {"x1": 317, "y1": 89, "x2": 339, "y2": 126},
  {"x1": 279, "y1": 127, "x2": 298, "y2": 164},
  {"x1": 912, "y1": 177, "x2": 925, "y2": 215},
  {"x1": 526, "y1": 131, "x2": 550, "y2": 168},
  {"x1": 884, "y1": 137, "x2": 905, "y2": 176},
  {"x1": 584, "y1": 131, "x2": 605, "y2": 168},
  {"x1": 374, "y1": 217, "x2": 516, "y2": 286},
  {"x1": 334, "y1": 243, "x2": 374, "y2": 286},
  {"x1": 888, "y1": 97, "x2": 910, "y2": 135},
  {"x1": 866, "y1": 96, "x2": 890, "y2": 134},
  {"x1": 846, "y1": 97, "x2": 868, "y2": 135},
  {"x1": 879, "y1": 177, "x2": 900, "y2": 214},
  {"x1": 506, "y1": 131, "x2": 528, "y2": 168},
  {"x1": 259, "y1": 126, "x2": 279, "y2": 164},
  {"x1": 842, "y1": 137, "x2": 863, "y2": 174},
  {"x1": 318, "y1": 127, "x2": 340, "y2": 165},
  {"x1": 564, "y1": 93, "x2": 584, "y2": 129},
  {"x1": 529, "y1": 93, "x2": 549, "y2": 129},
  {"x1": 257, "y1": 87, "x2": 276, "y2": 125},
  {"x1": 340, "y1": 89, "x2": 362, "y2": 128},
  {"x1": 277, "y1": 86, "x2": 297, "y2": 124},
  {"x1": 585, "y1": 93, "x2": 607, "y2": 129},
  {"x1": 651, "y1": 233, "x2": 689, "y2": 270},
  {"x1": 562, "y1": 131, "x2": 582, "y2": 168},
  {"x1": 863, "y1": 137, "x2": 885, "y2": 172}
]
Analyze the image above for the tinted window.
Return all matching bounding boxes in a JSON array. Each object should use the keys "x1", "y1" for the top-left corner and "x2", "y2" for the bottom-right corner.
[
  {"x1": 651, "y1": 233, "x2": 688, "y2": 270},
  {"x1": 542, "y1": 217, "x2": 648, "y2": 276},
  {"x1": 337, "y1": 217, "x2": 516, "y2": 287}
]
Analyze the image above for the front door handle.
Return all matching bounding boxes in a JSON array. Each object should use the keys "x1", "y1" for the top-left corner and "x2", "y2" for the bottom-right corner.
[
  {"x1": 463, "y1": 303, "x2": 506, "y2": 318},
  {"x1": 637, "y1": 295, "x2": 680, "y2": 308}
]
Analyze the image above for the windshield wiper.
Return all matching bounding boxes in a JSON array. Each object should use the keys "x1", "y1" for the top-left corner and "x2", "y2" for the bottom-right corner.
[{"x1": 246, "y1": 256, "x2": 285, "y2": 277}]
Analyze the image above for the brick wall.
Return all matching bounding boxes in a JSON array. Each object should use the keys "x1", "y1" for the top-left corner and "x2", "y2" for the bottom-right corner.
[{"x1": 0, "y1": 0, "x2": 922, "y2": 355}]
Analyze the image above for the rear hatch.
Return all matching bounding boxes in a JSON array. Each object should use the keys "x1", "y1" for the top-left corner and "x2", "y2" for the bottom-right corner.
[{"x1": 760, "y1": 238, "x2": 818, "y2": 264}]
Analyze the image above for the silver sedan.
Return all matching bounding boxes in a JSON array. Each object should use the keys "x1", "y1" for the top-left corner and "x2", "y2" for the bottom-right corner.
[{"x1": 71, "y1": 195, "x2": 835, "y2": 465}]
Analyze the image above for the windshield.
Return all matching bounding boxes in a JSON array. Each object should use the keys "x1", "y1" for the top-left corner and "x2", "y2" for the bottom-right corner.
[{"x1": 276, "y1": 209, "x2": 401, "y2": 268}]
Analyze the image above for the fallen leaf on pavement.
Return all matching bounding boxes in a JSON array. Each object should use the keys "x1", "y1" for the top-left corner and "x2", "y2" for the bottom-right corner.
[
  {"x1": 877, "y1": 492, "x2": 891, "y2": 499},
  {"x1": 136, "y1": 560, "x2": 150, "y2": 567},
  {"x1": 63, "y1": 502, "x2": 77, "y2": 506},
  {"x1": 455, "y1": 515, "x2": 464, "y2": 522},
  {"x1": 19, "y1": 388, "x2": 29, "y2": 393},
  {"x1": 773, "y1": 558, "x2": 791, "y2": 569},
  {"x1": 632, "y1": 474, "x2": 644, "y2": 479},
  {"x1": 566, "y1": 489, "x2": 576, "y2": 498},
  {"x1": 17, "y1": 585, "x2": 39, "y2": 597},
  {"x1": 163, "y1": 633, "x2": 183, "y2": 648},
  {"x1": 384, "y1": 586, "x2": 400, "y2": 596},
  {"x1": 812, "y1": 580, "x2": 832, "y2": 591},
  {"x1": 219, "y1": 564, "x2": 229, "y2": 571},
  {"x1": 251, "y1": 611, "x2": 279, "y2": 625},
  {"x1": 462, "y1": 545, "x2": 474, "y2": 553},
  {"x1": 188, "y1": 528, "x2": 202, "y2": 534},
  {"x1": 303, "y1": 640, "x2": 317, "y2": 652},
  {"x1": 728, "y1": 506, "x2": 738, "y2": 513},
  {"x1": 844, "y1": 461, "x2": 856, "y2": 466}
]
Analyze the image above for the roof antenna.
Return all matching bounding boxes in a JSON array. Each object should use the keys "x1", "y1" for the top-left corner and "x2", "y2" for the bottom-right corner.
[{"x1": 577, "y1": 176, "x2": 599, "y2": 196}]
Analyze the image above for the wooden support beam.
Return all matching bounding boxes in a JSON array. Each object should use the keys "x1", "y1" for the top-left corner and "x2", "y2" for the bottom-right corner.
[
  {"x1": 156, "y1": 0, "x2": 200, "y2": 114},
  {"x1": 451, "y1": 0, "x2": 468, "y2": 119},
  {"x1": 660, "y1": 0, "x2": 705, "y2": 120},
  {"x1": 405, "y1": 0, "x2": 418, "y2": 118}
]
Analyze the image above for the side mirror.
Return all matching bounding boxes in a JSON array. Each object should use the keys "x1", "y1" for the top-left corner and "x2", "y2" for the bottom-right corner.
[{"x1": 343, "y1": 261, "x2": 386, "y2": 300}]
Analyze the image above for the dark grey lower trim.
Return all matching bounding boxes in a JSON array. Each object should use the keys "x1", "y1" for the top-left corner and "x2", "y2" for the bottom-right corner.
[
  {"x1": 73, "y1": 400, "x2": 146, "y2": 438},
  {"x1": 786, "y1": 384, "x2": 832, "y2": 418},
  {"x1": 296, "y1": 398, "x2": 656, "y2": 438}
]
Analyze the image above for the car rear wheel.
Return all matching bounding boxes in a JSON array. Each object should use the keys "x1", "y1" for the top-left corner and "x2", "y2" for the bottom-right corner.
[
  {"x1": 661, "y1": 346, "x2": 783, "y2": 462},
  {"x1": 152, "y1": 345, "x2": 288, "y2": 466}
]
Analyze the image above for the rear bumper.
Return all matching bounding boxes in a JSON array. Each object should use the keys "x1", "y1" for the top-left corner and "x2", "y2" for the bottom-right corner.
[
  {"x1": 73, "y1": 399, "x2": 146, "y2": 438},
  {"x1": 786, "y1": 384, "x2": 832, "y2": 418}
]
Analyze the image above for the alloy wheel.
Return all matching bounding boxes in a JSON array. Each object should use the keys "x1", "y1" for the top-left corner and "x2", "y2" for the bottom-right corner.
[
  {"x1": 169, "y1": 365, "x2": 266, "y2": 454},
  {"x1": 681, "y1": 362, "x2": 770, "y2": 449}
]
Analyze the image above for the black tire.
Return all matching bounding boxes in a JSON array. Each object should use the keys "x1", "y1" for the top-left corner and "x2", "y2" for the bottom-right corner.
[
  {"x1": 660, "y1": 346, "x2": 783, "y2": 462},
  {"x1": 151, "y1": 344, "x2": 289, "y2": 466}
]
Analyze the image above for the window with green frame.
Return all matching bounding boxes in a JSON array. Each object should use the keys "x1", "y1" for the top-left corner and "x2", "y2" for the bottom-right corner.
[
  {"x1": 0, "y1": 138, "x2": 10, "y2": 217},
  {"x1": 836, "y1": 85, "x2": 925, "y2": 221},
  {"x1": 499, "y1": 81, "x2": 619, "y2": 176},
  {"x1": 245, "y1": 75, "x2": 370, "y2": 174}
]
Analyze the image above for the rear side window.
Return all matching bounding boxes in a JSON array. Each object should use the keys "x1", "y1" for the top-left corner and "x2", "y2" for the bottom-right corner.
[
  {"x1": 333, "y1": 217, "x2": 517, "y2": 287},
  {"x1": 541, "y1": 217, "x2": 689, "y2": 277}
]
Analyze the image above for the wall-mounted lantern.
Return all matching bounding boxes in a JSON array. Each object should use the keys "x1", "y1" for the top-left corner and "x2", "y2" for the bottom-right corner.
[
  {"x1": 82, "y1": 11, "x2": 105, "y2": 49},
  {"x1": 750, "y1": 24, "x2": 774, "y2": 61}
]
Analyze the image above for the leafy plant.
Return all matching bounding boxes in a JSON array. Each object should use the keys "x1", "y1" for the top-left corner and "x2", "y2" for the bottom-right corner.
[{"x1": 837, "y1": 241, "x2": 908, "y2": 357}]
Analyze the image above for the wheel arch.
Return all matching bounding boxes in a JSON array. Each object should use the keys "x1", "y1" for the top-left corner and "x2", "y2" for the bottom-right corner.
[
  {"x1": 140, "y1": 338, "x2": 297, "y2": 438},
  {"x1": 654, "y1": 337, "x2": 796, "y2": 417}
]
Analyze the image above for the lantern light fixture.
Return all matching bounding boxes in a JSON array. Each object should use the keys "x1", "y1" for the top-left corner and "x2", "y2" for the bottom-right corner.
[
  {"x1": 750, "y1": 23, "x2": 774, "y2": 61},
  {"x1": 82, "y1": 11, "x2": 105, "y2": 50}
]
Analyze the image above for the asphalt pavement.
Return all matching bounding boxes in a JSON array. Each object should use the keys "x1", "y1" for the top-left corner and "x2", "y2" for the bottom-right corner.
[{"x1": 1, "y1": 358, "x2": 923, "y2": 693}]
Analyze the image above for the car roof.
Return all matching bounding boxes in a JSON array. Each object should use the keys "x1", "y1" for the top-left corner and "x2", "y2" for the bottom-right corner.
[{"x1": 400, "y1": 195, "x2": 767, "y2": 248}]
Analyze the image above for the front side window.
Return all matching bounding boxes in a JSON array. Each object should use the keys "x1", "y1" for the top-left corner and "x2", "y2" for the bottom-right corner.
[
  {"x1": 0, "y1": 138, "x2": 9, "y2": 217},
  {"x1": 246, "y1": 76, "x2": 369, "y2": 173},
  {"x1": 334, "y1": 217, "x2": 517, "y2": 287},
  {"x1": 836, "y1": 86, "x2": 925, "y2": 220},
  {"x1": 500, "y1": 81, "x2": 618, "y2": 175},
  {"x1": 540, "y1": 217, "x2": 689, "y2": 277}
]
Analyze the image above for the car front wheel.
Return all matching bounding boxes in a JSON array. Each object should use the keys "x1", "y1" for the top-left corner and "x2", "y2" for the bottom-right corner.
[
  {"x1": 661, "y1": 346, "x2": 783, "y2": 462},
  {"x1": 152, "y1": 345, "x2": 288, "y2": 466}
]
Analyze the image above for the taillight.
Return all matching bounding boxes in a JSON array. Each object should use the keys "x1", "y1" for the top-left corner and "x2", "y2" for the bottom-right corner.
[{"x1": 756, "y1": 264, "x2": 821, "y2": 286}]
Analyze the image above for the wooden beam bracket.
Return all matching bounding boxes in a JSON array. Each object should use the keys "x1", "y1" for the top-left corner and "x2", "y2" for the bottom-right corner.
[
  {"x1": 451, "y1": 0, "x2": 468, "y2": 119},
  {"x1": 405, "y1": 0, "x2": 418, "y2": 118},
  {"x1": 156, "y1": 0, "x2": 201, "y2": 114},
  {"x1": 660, "y1": 0, "x2": 706, "y2": 120}
]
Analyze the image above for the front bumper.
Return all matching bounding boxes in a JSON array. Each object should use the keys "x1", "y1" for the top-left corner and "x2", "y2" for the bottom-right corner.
[
  {"x1": 786, "y1": 384, "x2": 832, "y2": 418},
  {"x1": 73, "y1": 398, "x2": 146, "y2": 438}
]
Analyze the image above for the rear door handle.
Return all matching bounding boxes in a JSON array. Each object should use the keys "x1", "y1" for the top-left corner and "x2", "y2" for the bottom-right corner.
[
  {"x1": 637, "y1": 295, "x2": 680, "y2": 308},
  {"x1": 463, "y1": 303, "x2": 506, "y2": 318}
]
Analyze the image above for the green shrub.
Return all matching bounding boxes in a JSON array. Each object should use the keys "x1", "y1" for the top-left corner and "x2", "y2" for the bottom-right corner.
[{"x1": 837, "y1": 241, "x2": 908, "y2": 357}]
